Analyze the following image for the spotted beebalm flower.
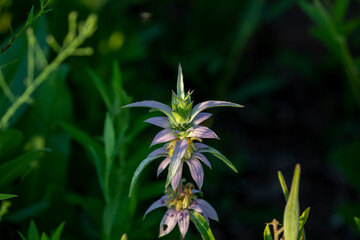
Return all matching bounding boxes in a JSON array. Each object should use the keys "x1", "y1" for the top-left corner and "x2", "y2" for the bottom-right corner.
[
  {"x1": 144, "y1": 182, "x2": 218, "y2": 238},
  {"x1": 124, "y1": 64, "x2": 243, "y2": 195}
]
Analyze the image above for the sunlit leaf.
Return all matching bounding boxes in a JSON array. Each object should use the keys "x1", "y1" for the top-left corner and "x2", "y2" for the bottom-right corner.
[
  {"x1": 199, "y1": 146, "x2": 238, "y2": 173},
  {"x1": 283, "y1": 164, "x2": 301, "y2": 240},
  {"x1": 278, "y1": 171, "x2": 289, "y2": 201},
  {"x1": 50, "y1": 222, "x2": 65, "y2": 240},
  {"x1": 28, "y1": 220, "x2": 40, "y2": 240},
  {"x1": 189, "y1": 210, "x2": 215, "y2": 240},
  {"x1": 355, "y1": 217, "x2": 360, "y2": 232},
  {"x1": 0, "y1": 193, "x2": 17, "y2": 200},
  {"x1": 263, "y1": 224, "x2": 273, "y2": 240}
]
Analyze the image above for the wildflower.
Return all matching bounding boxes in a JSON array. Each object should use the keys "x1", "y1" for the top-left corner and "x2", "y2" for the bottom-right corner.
[
  {"x1": 124, "y1": 64, "x2": 243, "y2": 195},
  {"x1": 144, "y1": 182, "x2": 218, "y2": 238}
]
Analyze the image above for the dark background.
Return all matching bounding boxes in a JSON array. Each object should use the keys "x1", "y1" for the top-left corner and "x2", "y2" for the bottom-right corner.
[{"x1": 0, "y1": 0, "x2": 360, "y2": 239}]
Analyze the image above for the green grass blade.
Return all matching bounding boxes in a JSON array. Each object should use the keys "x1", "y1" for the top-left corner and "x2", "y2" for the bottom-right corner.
[
  {"x1": 355, "y1": 217, "x2": 360, "y2": 232},
  {"x1": 50, "y1": 222, "x2": 66, "y2": 240},
  {"x1": 0, "y1": 194, "x2": 17, "y2": 200},
  {"x1": 200, "y1": 146, "x2": 238, "y2": 173}
]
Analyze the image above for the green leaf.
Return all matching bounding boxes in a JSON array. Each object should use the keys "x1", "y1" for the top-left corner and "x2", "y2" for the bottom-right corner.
[
  {"x1": 355, "y1": 217, "x2": 360, "y2": 232},
  {"x1": 0, "y1": 193, "x2": 17, "y2": 200},
  {"x1": 263, "y1": 224, "x2": 273, "y2": 240},
  {"x1": 28, "y1": 220, "x2": 40, "y2": 240},
  {"x1": 0, "y1": 149, "x2": 50, "y2": 187},
  {"x1": 333, "y1": 0, "x2": 350, "y2": 23},
  {"x1": 18, "y1": 231, "x2": 26, "y2": 240},
  {"x1": 87, "y1": 68, "x2": 112, "y2": 110},
  {"x1": 200, "y1": 146, "x2": 238, "y2": 173},
  {"x1": 299, "y1": 207, "x2": 310, "y2": 231},
  {"x1": 129, "y1": 155, "x2": 162, "y2": 197},
  {"x1": 40, "y1": 233, "x2": 48, "y2": 240},
  {"x1": 283, "y1": 164, "x2": 301, "y2": 240},
  {"x1": 0, "y1": 129, "x2": 23, "y2": 159},
  {"x1": 104, "y1": 113, "x2": 115, "y2": 161},
  {"x1": 177, "y1": 63, "x2": 185, "y2": 99},
  {"x1": 278, "y1": 171, "x2": 289, "y2": 202},
  {"x1": 39, "y1": 0, "x2": 44, "y2": 7},
  {"x1": 189, "y1": 210, "x2": 215, "y2": 240},
  {"x1": 50, "y1": 222, "x2": 65, "y2": 240},
  {"x1": 26, "y1": 6, "x2": 35, "y2": 26}
]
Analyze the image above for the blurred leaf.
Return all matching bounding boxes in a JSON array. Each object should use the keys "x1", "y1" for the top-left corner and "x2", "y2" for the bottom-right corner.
[
  {"x1": 120, "y1": 234, "x2": 127, "y2": 240},
  {"x1": 104, "y1": 112, "x2": 115, "y2": 161},
  {"x1": 355, "y1": 217, "x2": 360, "y2": 232},
  {"x1": 189, "y1": 210, "x2": 215, "y2": 240},
  {"x1": 343, "y1": 17, "x2": 360, "y2": 35},
  {"x1": 333, "y1": 0, "x2": 350, "y2": 23},
  {"x1": 200, "y1": 146, "x2": 238, "y2": 173},
  {"x1": 263, "y1": 224, "x2": 273, "y2": 240},
  {"x1": 0, "y1": 128, "x2": 23, "y2": 159},
  {"x1": 40, "y1": 233, "x2": 48, "y2": 240},
  {"x1": 0, "y1": 149, "x2": 50, "y2": 187},
  {"x1": 278, "y1": 171, "x2": 289, "y2": 202},
  {"x1": 87, "y1": 68, "x2": 112, "y2": 110},
  {"x1": 283, "y1": 164, "x2": 301, "y2": 240},
  {"x1": 50, "y1": 222, "x2": 66, "y2": 240},
  {"x1": 28, "y1": 220, "x2": 40, "y2": 240},
  {"x1": 0, "y1": 193, "x2": 17, "y2": 200},
  {"x1": 330, "y1": 140, "x2": 360, "y2": 192},
  {"x1": 7, "y1": 201, "x2": 50, "y2": 222}
]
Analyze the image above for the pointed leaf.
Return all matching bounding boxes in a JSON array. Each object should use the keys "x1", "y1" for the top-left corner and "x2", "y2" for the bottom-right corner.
[
  {"x1": 189, "y1": 210, "x2": 215, "y2": 240},
  {"x1": 122, "y1": 100, "x2": 174, "y2": 121},
  {"x1": 299, "y1": 207, "x2": 310, "y2": 231},
  {"x1": 190, "y1": 101, "x2": 243, "y2": 122},
  {"x1": 278, "y1": 171, "x2": 289, "y2": 201},
  {"x1": 129, "y1": 155, "x2": 163, "y2": 196},
  {"x1": 87, "y1": 68, "x2": 112, "y2": 110},
  {"x1": 284, "y1": 164, "x2": 301, "y2": 240},
  {"x1": 50, "y1": 221, "x2": 66, "y2": 240},
  {"x1": 0, "y1": 193, "x2": 17, "y2": 200},
  {"x1": 334, "y1": 0, "x2": 350, "y2": 23},
  {"x1": 144, "y1": 117, "x2": 170, "y2": 128},
  {"x1": 40, "y1": 233, "x2": 48, "y2": 240},
  {"x1": 188, "y1": 126, "x2": 219, "y2": 139},
  {"x1": 198, "y1": 146, "x2": 238, "y2": 173},
  {"x1": 355, "y1": 217, "x2": 360, "y2": 232},
  {"x1": 28, "y1": 220, "x2": 40, "y2": 240},
  {"x1": 120, "y1": 234, "x2": 128, "y2": 240},
  {"x1": 263, "y1": 224, "x2": 273, "y2": 240},
  {"x1": 177, "y1": 63, "x2": 185, "y2": 99}
]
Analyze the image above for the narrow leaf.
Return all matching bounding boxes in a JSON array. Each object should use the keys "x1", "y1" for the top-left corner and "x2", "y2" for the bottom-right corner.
[
  {"x1": 263, "y1": 224, "x2": 273, "y2": 240},
  {"x1": 177, "y1": 63, "x2": 185, "y2": 99},
  {"x1": 50, "y1": 222, "x2": 66, "y2": 240},
  {"x1": 28, "y1": 220, "x2": 40, "y2": 240},
  {"x1": 189, "y1": 210, "x2": 215, "y2": 240},
  {"x1": 299, "y1": 207, "x2": 310, "y2": 231},
  {"x1": 278, "y1": 171, "x2": 289, "y2": 201},
  {"x1": 334, "y1": 0, "x2": 350, "y2": 23},
  {"x1": 87, "y1": 68, "x2": 112, "y2": 110},
  {"x1": 354, "y1": 217, "x2": 360, "y2": 232},
  {"x1": 283, "y1": 164, "x2": 301, "y2": 240},
  {"x1": 104, "y1": 113, "x2": 115, "y2": 161},
  {"x1": 120, "y1": 233, "x2": 128, "y2": 240},
  {"x1": 0, "y1": 193, "x2": 17, "y2": 200},
  {"x1": 129, "y1": 155, "x2": 163, "y2": 197},
  {"x1": 199, "y1": 146, "x2": 238, "y2": 173}
]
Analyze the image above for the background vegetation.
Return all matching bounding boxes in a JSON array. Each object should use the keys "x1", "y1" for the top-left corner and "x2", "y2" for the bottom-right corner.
[{"x1": 0, "y1": 0, "x2": 360, "y2": 239}]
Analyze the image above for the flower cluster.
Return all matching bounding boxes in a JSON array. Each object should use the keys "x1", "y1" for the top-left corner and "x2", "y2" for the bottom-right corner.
[{"x1": 124, "y1": 64, "x2": 243, "y2": 238}]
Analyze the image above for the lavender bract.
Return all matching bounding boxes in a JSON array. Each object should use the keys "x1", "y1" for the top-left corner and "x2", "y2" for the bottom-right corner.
[
  {"x1": 144, "y1": 182, "x2": 218, "y2": 238},
  {"x1": 123, "y1": 64, "x2": 243, "y2": 195}
]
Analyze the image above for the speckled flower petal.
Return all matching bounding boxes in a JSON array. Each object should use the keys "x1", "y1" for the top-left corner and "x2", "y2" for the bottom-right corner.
[
  {"x1": 148, "y1": 147, "x2": 168, "y2": 157},
  {"x1": 166, "y1": 139, "x2": 188, "y2": 189},
  {"x1": 196, "y1": 199, "x2": 219, "y2": 221},
  {"x1": 189, "y1": 203, "x2": 209, "y2": 224},
  {"x1": 192, "y1": 112, "x2": 212, "y2": 125},
  {"x1": 157, "y1": 157, "x2": 171, "y2": 176},
  {"x1": 122, "y1": 100, "x2": 174, "y2": 120},
  {"x1": 193, "y1": 152, "x2": 211, "y2": 168},
  {"x1": 159, "y1": 208, "x2": 178, "y2": 237},
  {"x1": 144, "y1": 195, "x2": 168, "y2": 217},
  {"x1": 145, "y1": 117, "x2": 171, "y2": 128},
  {"x1": 186, "y1": 159, "x2": 204, "y2": 189},
  {"x1": 151, "y1": 129, "x2": 177, "y2": 147},
  {"x1": 178, "y1": 210, "x2": 190, "y2": 238},
  {"x1": 171, "y1": 162, "x2": 183, "y2": 190},
  {"x1": 190, "y1": 100, "x2": 244, "y2": 122},
  {"x1": 187, "y1": 126, "x2": 219, "y2": 139}
]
